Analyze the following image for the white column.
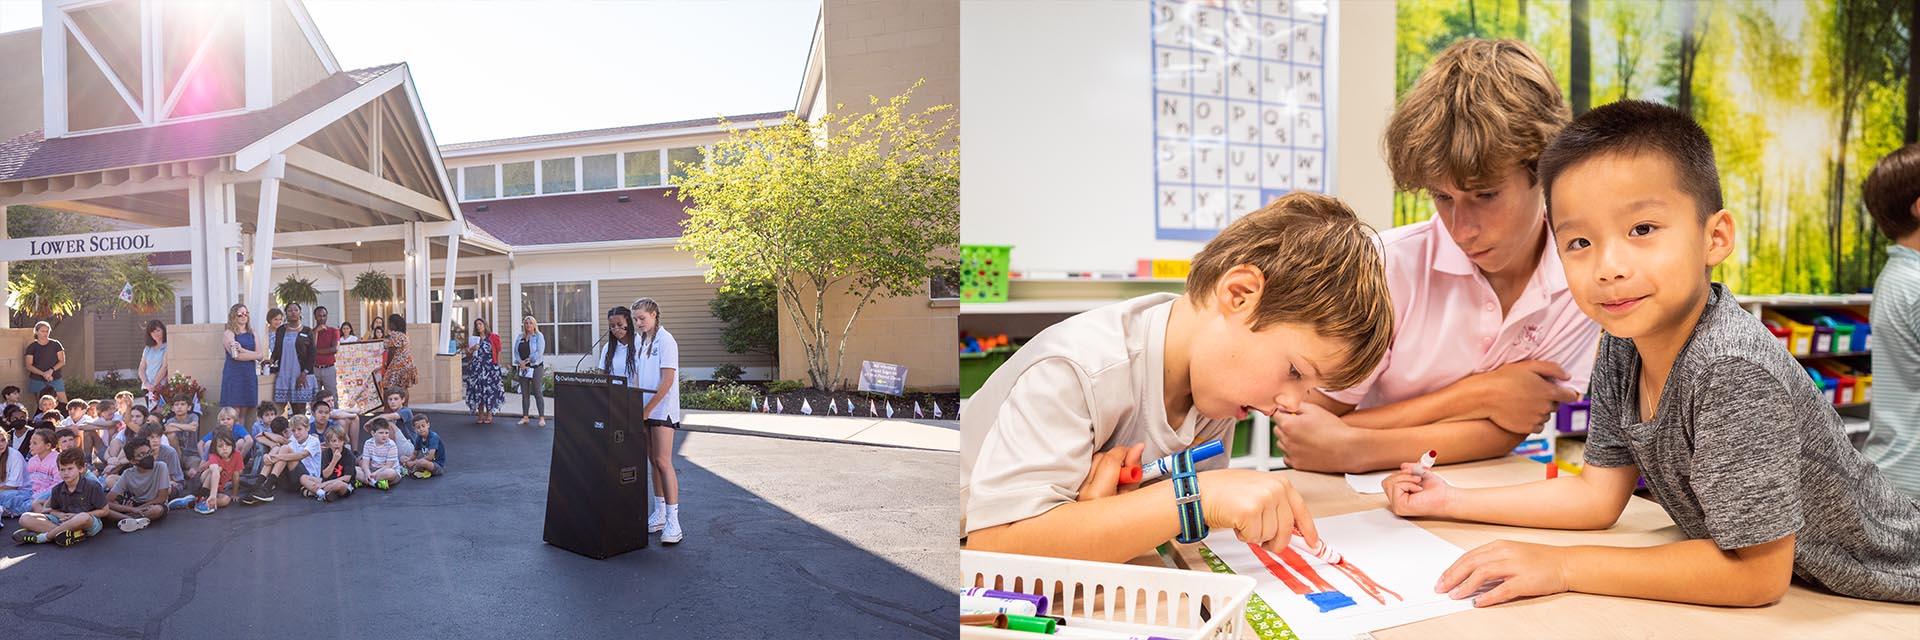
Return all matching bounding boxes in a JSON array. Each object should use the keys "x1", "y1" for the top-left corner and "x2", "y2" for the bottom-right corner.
[
  {"x1": 507, "y1": 256, "x2": 520, "y2": 346},
  {"x1": 40, "y1": 2, "x2": 66, "y2": 138},
  {"x1": 438, "y1": 233, "x2": 461, "y2": 353},
  {"x1": 187, "y1": 176, "x2": 209, "y2": 323},
  {"x1": 0, "y1": 206, "x2": 9, "y2": 329},
  {"x1": 243, "y1": 0, "x2": 272, "y2": 110},
  {"x1": 246, "y1": 155, "x2": 286, "y2": 336}
]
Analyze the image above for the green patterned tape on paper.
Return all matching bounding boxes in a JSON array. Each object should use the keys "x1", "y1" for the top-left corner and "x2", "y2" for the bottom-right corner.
[{"x1": 1197, "y1": 544, "x2": 1300, "y2": 640}]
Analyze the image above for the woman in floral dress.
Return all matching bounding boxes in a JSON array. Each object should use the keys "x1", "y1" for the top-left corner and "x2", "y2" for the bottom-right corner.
[
  {"x1": 462, "y1": 318, "x2": 504, "y2": 423},
  {"x1": 380, "y1": 314, "x2": 416, "y2": 399}
]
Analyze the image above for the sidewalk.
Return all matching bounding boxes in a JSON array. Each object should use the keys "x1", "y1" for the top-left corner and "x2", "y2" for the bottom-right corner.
[{"x1": 414, "y1": 391, "x2": 960, "y2": 453}]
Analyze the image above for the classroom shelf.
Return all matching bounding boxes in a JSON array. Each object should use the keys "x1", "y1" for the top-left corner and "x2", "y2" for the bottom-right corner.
[
  {"x1": 960, "y1": 299, "x2": 1118, "y2": 315},
  {"x1": 1735, "y1": 293, "x2": 1873, "y2": 308},
  {"x1": 1797, "y1": 351, "x2": 1872, "y2": 359}
]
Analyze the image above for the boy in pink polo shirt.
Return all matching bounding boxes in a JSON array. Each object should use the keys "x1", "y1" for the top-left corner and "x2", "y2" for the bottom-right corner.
[{"x1": 1275, "y1": 39, "x2": 1603, "y2": 473}]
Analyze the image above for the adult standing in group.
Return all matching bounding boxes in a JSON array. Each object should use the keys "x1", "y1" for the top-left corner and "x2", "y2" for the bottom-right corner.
[
  {"x1": 513, "y1": 316, "x2": 547, "y2": 427},
  {"x1": 462, "y1": 318, "x2": 503, "y2": 424},
  {"x1": 380, "y1": 314, "x2": 416, "y2": 400},
  {"x1": 632, "y1": 298, "x2": 683, "y2": 544},
  {"x1": 1275, "y1": 39, "x2": 1602, "y2": 473},
  {"x1": 137, "y1": 320, "x2": 169, "y2": 409},
  {"x1": 369, "y1": 318, "x2": 387, "y2": 342},
  {"x1": 220, "y1": 305, "x2": 270, "y2": 427},
  {"x1": 339, "y1": 322, "x2": 358, "y2": 344},
  {"x1": 270, "y1": 302, "x2": 317, "y2": 416},
  {"x1": 312, "y1": 307, "x2": 340, "y2": 401},
  {"x1": 24, "y1": 321, "x2": 66, "y2": 404}
]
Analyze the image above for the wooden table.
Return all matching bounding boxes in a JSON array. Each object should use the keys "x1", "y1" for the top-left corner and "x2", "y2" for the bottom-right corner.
[{"x1": 1148, "y1": 456, "x2": 1919, "y2": 638}]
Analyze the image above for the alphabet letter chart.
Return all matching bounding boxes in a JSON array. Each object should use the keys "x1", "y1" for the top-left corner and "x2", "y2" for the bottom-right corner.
[{"x1": 1152, "y1": 0, "x2": 1334, "y2": 241}]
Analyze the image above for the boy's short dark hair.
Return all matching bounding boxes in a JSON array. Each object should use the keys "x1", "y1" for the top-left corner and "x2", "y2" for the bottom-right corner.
[
  {"x1": 1863, "y1": 143, "x2": 1920, "y2": 241},
  {"x1": 2, "y1": 385, "x2": 18, "y2": 397},
  {"x1": 369, "y1": 418, "x2": 392, "y2": 433},
  {"x1": 270, "y1": 416, "x2": 289, "y2": 435},
  {"x1": 386, "y1": 388, "x2": 408, "y2": 401},
  {"x1": 54, "y1": 428, "x2": 77, "y2": 443},
  {"x1": 57, "y1": 447, "x2": 84, "y2": 469},
  {"x1": 39, "y1": 410, "x2": 62, "y2": 423},
  {"x1": 65, "y1": 399, "x2": 85, "y2": 410},
  {"x1": 411, "y1": 413, "x2": 430, "y2": 426},
  {"x1": 257, "y1": 401, "x2": 279, "y2": 416},
  {"x1": 212, "y1": 431, "x2": 234, "y2": 450},
  {"x1": 139, "y1": 423, "x2": 164, "y2": 440},
  {"x1": 126, "y1": 438, "x2": 151, "y2": 456},
  {"x1": 1539, "y1": 99, "x2": 1723, "y2": 222}
]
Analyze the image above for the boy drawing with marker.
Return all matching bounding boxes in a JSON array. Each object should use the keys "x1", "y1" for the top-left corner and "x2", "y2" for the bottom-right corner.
[
  {"x1": 1383, "y1": 101, "x2": 1920, "y2": 606},
  {"x1": 962, "y1": 192, "x2": 1394, "y2": 563}
]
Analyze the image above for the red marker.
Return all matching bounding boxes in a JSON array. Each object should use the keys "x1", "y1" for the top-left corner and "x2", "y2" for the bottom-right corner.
[{"x1": 1417, "y1": 449, "x2": 1437, "y2": 473}]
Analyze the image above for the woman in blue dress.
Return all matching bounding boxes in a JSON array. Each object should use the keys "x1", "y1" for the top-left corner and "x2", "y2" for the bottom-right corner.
[
  {"x1": 270, "y1": 302, "x2": 317, "y2": 415},
  {"x1": 220, "y1": 304, "x2": 269, "y2": 427},
  {"x1": 462, "y1": 318, "x2": 504, "y2": 423}
]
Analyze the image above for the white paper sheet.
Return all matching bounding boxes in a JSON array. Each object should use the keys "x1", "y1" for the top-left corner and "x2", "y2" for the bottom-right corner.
[
  {"x1": 1202, "y1": 509, "x2": 1478, "y2": 640},
  {"x1": 1345, "y1": 470, "x2": 1451, "y2": 495}
]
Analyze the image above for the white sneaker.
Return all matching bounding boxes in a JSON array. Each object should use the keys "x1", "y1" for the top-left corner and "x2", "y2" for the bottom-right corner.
[
  {"x1": 661, "y1": 514, "x2": 682, "y2": 544},
  {"x1": 118, "y1": 517, "x2": 150, "y2": 533},
  {"x1": 648, "y1": 506, "x2": 666, "y2": 533}
]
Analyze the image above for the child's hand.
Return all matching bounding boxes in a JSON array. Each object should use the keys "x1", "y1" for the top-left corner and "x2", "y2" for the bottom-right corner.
[
  {"x1": 1382, "y1": 463, "x2": 1453, "y2": 518},
  {"x1": 1077, "y1": 443, "x2": 1144, "y2": 501},
  {"x1": 1467, "y1": 361, "x2": 1578, "y2": 434},
  {"x1": 1270, "y1": 404, "x2": 1353, "y2": 471},
  {"x1": 1435, "y1": 540, "x2": 1569, "y2": 607},
  {"x1": 1197, "y1": 469, "x2": 1318, "y2": 554}
]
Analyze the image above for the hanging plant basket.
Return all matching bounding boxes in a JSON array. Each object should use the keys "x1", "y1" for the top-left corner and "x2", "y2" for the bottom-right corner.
[
  {"x1": 352, "y1": 269, "x2": 394, "y2": 301},
  {"x1": 119, "y1": 263, "x2": 175, "y2": 315},
  {"x1": 275, "y1": 275, "x2": 320, "y2": 307}
]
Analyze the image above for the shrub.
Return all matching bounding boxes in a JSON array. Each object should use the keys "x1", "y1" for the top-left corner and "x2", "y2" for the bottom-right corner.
[
  {"x1": 765, "y1": 379, "x2": 805, "y2": 395},
  {"x1": 682, "y1": 382, "x2": 757, "y2": 411},
  {"x1": 712, "y1": 363, "x2": 744, "y2": 384},
  {"x1": 503, "y1": 369, "x2": 555, "y2": 397}
]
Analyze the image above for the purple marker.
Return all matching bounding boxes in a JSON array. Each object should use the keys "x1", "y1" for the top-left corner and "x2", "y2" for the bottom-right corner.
[{"x1": 958, "y1": 588, "x2": 1047, "y2": 616}]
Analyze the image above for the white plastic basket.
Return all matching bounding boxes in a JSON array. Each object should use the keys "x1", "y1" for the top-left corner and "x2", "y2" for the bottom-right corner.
[{"x1": 960, "y1": 550, "x2": 1255, "y2": 640}]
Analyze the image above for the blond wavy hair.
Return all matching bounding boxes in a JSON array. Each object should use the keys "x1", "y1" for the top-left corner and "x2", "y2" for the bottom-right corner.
[
  {"x1": 1184, "y1": 192, "x2": 1393, "y2": 390},
  {"x1": 1384, "y1": 39, "x2": 1570, "y2": 192}
]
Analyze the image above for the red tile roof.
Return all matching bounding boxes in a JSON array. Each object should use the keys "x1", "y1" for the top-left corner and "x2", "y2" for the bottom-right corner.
[
  {"x1": 462, "y1": 187, "x2": 687, "y2": 246},
  {"x1": 439, "y1": 111, "x2": 790, "y2": 153},
  {"x1": 0, "y1": 64, "x2": 403, "y2": 182}
]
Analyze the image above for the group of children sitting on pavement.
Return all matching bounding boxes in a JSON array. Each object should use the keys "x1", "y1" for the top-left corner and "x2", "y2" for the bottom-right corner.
[{"x1": 0, "y1": 386, "x2": 446, "y2": 546}]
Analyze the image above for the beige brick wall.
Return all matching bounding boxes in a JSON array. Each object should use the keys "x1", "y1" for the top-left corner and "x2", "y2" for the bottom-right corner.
[
  {"x1": 823, "y1": 0, "x2": 959, "y2": 125},
  {"x1": 777, "y1": 282, "x2": 957, "y2": 391},
  {"x1": 598, "y1": 275, "x2": 777, "y2": 373}
]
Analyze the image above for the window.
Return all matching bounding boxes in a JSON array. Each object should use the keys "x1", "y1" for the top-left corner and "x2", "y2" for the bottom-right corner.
[
  {"x1": 667, "y1": 147, "x2": 704, "y2": 182},
  {"x1": 930, "y1": 270, "x2": 960, "y2": 300},
  {"x1": 521, "y1": 282, "x2": 593, "y2": 354},
  {"x1": 176, "y1": 295, "x2": 195, "y2": 324},
  {"x1": 541, "y1": 158, "x2": 576, "y2": 194},
  {"x1": 624, "y1": 150, "x2": 661, "y2": 187},
  {"x1": 502, "y1": 161, "x2": 535, "y2": 197},
  {"x1": 582, "y1": 154, "x2": 618, "y2": 190},
  {"x1": 463, "y1": 165, "x2": 496, "y2": 200}
]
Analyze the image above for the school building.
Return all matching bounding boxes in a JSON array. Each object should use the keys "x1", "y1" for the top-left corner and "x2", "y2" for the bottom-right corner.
[{"x1": 0, "y1": 0, "x2": 958, "y2": 404}]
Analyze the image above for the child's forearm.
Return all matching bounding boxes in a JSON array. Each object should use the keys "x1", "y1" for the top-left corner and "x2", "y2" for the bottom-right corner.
[
  {"x1": 965, "y1": 481, "x2": 1185, "y2": 563},
  {"x1": 1561, "y1": 536, "x2": 1795, "y2": 606},
  {"x1": 1443, "y1": 465, "x2": 1638, "y2": 530}
]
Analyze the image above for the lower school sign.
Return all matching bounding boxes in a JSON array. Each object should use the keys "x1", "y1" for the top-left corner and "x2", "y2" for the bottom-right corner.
[{"x1": 0, "y1": 227, "x2": 195, "y2": 261}]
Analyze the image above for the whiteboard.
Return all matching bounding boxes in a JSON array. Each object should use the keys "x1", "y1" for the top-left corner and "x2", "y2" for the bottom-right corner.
[{"x1": 961, "y1": 0, "x2": 1341, "y2": 275}]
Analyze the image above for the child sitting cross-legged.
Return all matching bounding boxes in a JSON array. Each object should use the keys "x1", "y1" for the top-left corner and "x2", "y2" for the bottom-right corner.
[
  {"x1": 300, "y1": 425, "x2": 358, "y2": 502},
  {"x1": 358, "y1": 419, "x2": 404, "y2": 490},
  {"x1": 13, "y1": 448, "x2": 107, "y2": 546}
]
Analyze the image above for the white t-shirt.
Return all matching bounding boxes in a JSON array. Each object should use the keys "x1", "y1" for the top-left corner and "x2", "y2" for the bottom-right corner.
[
  {"x1": 290, "y1": 433, "x2": 322, "y2": 477},
  {"x1": 636, "y1": 328, "x2": 681, "y2": 423},
  {"x1": 1, "y1": 446, "x2": 24, "y2": 489},
  {"x1": 960, "y1": 293, "x2": 1235, "y2": 534}
]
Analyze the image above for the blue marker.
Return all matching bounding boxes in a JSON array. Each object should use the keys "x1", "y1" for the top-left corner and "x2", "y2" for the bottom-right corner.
[{"x1": 1123, "y1": 439, "x2": 1226, "y2": 483}]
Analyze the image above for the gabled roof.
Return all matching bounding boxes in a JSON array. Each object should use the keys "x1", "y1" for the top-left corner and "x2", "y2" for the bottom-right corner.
[
  {"x1": 462, "y1": 187, "x2": 687, "y2": 246},
  {"x1": 438, "y1": 111, "x2": 789, "y2": 154},
  {"x1": 0, "y1": 64, "x2": 403, "y2": 182}
]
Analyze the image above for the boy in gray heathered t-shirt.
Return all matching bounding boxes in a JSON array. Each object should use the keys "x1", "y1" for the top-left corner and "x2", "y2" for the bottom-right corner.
[{"x1": 1382, "y1": 101, "x2": 1920, "y2": 607}]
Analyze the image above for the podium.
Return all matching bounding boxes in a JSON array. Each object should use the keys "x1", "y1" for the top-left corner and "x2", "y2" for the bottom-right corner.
[{"x1": 543, "y1": 371, "x2": 653, "y2": 559}]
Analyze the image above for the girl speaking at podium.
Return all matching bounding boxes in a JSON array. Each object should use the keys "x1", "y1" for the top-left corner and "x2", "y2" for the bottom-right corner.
[{"x1": 601, "y1": 302, "x2": 683, "y2": 544}]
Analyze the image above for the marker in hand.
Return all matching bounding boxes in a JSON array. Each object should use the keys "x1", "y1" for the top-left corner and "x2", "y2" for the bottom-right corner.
[
  {"x1": 1416, "y1": 449, "x2": 1437, "y2": 474},
  {"x1": 1120, "y1": 439, "x2": 1226, "y2": 483}
]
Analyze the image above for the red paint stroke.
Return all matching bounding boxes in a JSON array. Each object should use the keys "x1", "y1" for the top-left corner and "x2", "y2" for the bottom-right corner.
[
  {"x1": 1277, "y1": 547, "x2": 1340, "y2": 593},
  {"x1": 1245, "y1": 542, "x2": 1312, "y2": 594},
  {"x1": 1326, "y1": 558, "x2": 1403, "y2": 605}
]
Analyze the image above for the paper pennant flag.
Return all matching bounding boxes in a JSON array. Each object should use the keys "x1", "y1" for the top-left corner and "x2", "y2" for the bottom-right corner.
[
  {"x1": 885, "y1": 402, "x2": 894, "y2": 418},
  {"x1": 776, "y1": 398, "x2": 784, "y2": 413},
  {"x1": 868, "y1": 399, "x2": 877, "y2": 416},
  {"x1": 748, "y1": 397, "x2": 757, "y2": 412},
  {"x1": 118, "y1": 283, "x2": 134, "y2": 303},
  {"x1": 933, "y1": 403, "x2": 944, "y2": 419},
  {"x1": 829, "y1": 399, "x2": 838, "y2": 415},
  {"x1": 801, "y1": 399, "x2": 812, "y2": 415},
  {"x1": 915, "y1": 402, "x2": 925, "y2": 419},
  {"x1": 846, "y1": 398, "x2": 855, "y2": 413}
]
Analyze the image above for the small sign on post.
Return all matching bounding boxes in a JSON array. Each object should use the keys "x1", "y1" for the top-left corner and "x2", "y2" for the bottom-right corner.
[{"x1": 856, "y1": 360, "x2": 907, "y2": 396}]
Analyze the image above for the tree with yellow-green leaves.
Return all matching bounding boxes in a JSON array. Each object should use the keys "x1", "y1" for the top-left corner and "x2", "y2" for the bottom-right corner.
[{"x1": 674, "y1": 82, "x2": 958, "y2": 391}]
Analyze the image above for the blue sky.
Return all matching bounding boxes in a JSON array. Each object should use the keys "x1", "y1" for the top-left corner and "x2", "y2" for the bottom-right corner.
[{"x1": 0, "y1": 0, "x2": 820, "y2": 144}]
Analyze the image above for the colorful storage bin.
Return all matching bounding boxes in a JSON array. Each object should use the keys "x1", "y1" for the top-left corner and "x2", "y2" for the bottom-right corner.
[
  {"x1": 961, "y1": 245, "x2": 1013, "y2": 302},
  {"x1": 1555, "y1": 398, "x2": 1591, "y2": 434},
  {"x1": 1764, "y1": 311, "x2": 1816, "y2": 356}
]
